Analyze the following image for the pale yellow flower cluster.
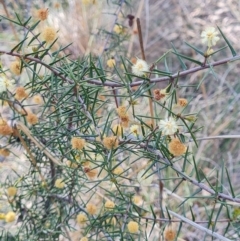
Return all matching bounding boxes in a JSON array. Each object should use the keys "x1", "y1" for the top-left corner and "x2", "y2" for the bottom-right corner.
[
  {"x1": 42, "y1": 27, "x2": 57, "y2": 43},
  {"x1": 76, "y1": 213, "x2": 87, "y2": 224},
  {"x1": 113, "y1": 25, "x2": 124, "y2": 34},
  {"x1": 0, "y1": 119, "x2": 13, "y2": 136},
  {"x1": 0, "y1": 148, "x2": 10, "y2": 157},
  {"x1": 164, "y1": 224, "x2": 177, "y2": 241},
  {"x1": 127, "y1": 221, "x2": 139, "y2": 233},
  {"x1": 103, "y1": 136, "x2": 119, "y2": 149},
  {"x1": 112, "y1": 166, "x2": 123, "y2": 175},
  {"x1": 130, "y1": 124, "x2": 139, "y2": 136},
  {"x1": 80, "y1": 237, "x2": 88, "y2": 241},
  {"x1": 7, "y1": 186, "x2": 17, "y2": 197},
  {"x1": 86, "y1": 203, "x2": 97, "y2": 215},
  {"x1": 168, "y1": 138, "x2": 187, "y2": 156},
  {"x1": 5, "y1": 211, "x2": 16, "y2": 223},
  {"x1": 0, "y1": 74, "x2": 15, "y2": 93},
  {"x1": 15, "y1": 86, "x2": 28, "y2": 100},
  {"x1": 116, "y1": 106, "x2": 130, "y2": 127},
  {"x1": 177, "y1": 98, "x2": 188, "y2": 107},
  {"x1": 159, "y1": 117, "x2": 178, "y2": 136},
  {"x1": 132, "y1": 58, "x2": 149, "y2": 77},
  {"x1": 0, "y1": 212, "x2": 16, "y2": 222},
  {"x1": 36, "y1": 8, "x2": 48, "y2": 21},
  {"x1": 201, "y1": 27, "x2": 220, "y2": 48},
  {"x1": 55, "y1": 178, "x2": 65, "y2": 189},
  {"x1": 10, "y1": 61, "x2": 22, "y2": 75},
  {"x1": 71, "y1": 137, "x2": 86, "y2": 150},
  {"x1": 105, "y1": 200, "x2": 115, "y2": 209},
  {"x1": 26, "y1": 112, "x2": 38, "y2": 125},
  {"x1": 107, "y1": 58, "x2": 116, "y2": 68}
]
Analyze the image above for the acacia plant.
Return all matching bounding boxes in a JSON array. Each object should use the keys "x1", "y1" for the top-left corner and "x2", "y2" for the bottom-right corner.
[{"x1": 0, "y1": 1, "x2": 240, "y2": 241}]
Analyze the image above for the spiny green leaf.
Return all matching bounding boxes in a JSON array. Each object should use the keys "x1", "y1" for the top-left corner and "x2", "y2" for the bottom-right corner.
[
  {"x1": 154, "y1": 49, "x2": 172, "y2": 65},
  {"x1": 192, "y1": 156, "x2": 200, "y2": 182},
  {"x1": 217, "y1": 26, "x2": 237, "y2": 57},
  {"x1": 189, "y1": 206, "x2": 195, "y2": 221},
  {"x1": 23, "y1": 16, "x2": 32, "y2": 26},
  {"x1": 225, "y1": 167, "x2": 235, "y2": 198},
  {"x1": 172, "y1": 51, "x2": 202, "y2": 66},
  {"x1": 185, "y1": 41, "x2": 204, "y2": 56},
  {"x1": 151, "y1": 69, "x2": 172, "y2": 76},
  {"x1": 0, "y1": 14, "x2": 22, "y2": 25},
  {"x1": 212, "y1": 203, "x2": 224, "y2": 231},
  {"x1": 11, "y1": 38, "x2": 28, "y2": 52},
  {"x1": 207, "y1": 204, "x2": 215, "y2": 228},
  {"x1": 209, "y1": 45, "x2": 228, "y2": 56},
  {"x1": 178, "y1": 188, "x2": 202, "y2": 207},
  {"x1": 172, "y1": 179, "x2": 184, "y2": 193},
  {"x1": 171, "y1": 42, "x2": 187, "y2": 70}
]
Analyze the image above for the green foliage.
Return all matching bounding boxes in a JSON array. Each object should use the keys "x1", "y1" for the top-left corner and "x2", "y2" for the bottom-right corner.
[{"x1": 0, "y1": 1, "x2": 240, "y2": 241}]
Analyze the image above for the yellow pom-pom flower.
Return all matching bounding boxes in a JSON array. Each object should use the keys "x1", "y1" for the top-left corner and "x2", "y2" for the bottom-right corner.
[
  {"x1": 130, "y1": 125, "x2": 139, "y2": 136},
  {"x1": 54, "y1": 3, "x2": 60, "y2": 8},
  {"x1": 113, "y1": 25, "x2": 124, "y2": 34},
  {"x1": 76, "y1": 213, "x2": 87, "y2": 224},
  {"x1": 80, "y1": 237, "x2": 88, "y2": 241},
  {"x1": 132, "y1": 58, "x2": 149, "y2": 77},
  {"x1": 120, "y1": 115, "x2": 130, "y2": 128},
  {"x1": 10, "y1": 61, "x2": 22, "y2": 75},
  {"x1": 127, "y1": 221, "x2": 139, "y2": 233},
  {"x1": 36, "y1": 8, "x2": 48, "y2": 21},
  {"x1": 116, "y1": 106, "x2": 127, "y2": 117},
  {"x1": 0, "y1": 119, "x2": 13, "y2": 136},
  {"x1": 168, "y1": 138, "x2": 187, "y2": 156},
  {"x1": 55, "y1": 178, "x2": 65, "y2": 189},
  {"x1": 112, "y1": 166, "x2": 123, "y2": 175},
  {"x1": 42, "y1": 26, "x2": 57, "y2": 43},
  {"x1": 7, "y1": 186, "x2": 17, "y2": 197},
  {"x1": 107, "y1": 58, "x2": 116, "y2": 68},
  {"x1": 5, "y1": 211, "x2": 16, "y2": 223},
  {"x1": 82, "y1": 0, "x2": 92, "y2": 5},
  {"x1": 0, "y1": 213, "x2": 6, "y2": 220},
  {"x1": 201, "y1": 27, "x2": 220, "y2": 48},
  {"x1": 105, "y1": 200, "x2": 115, "y2": 209},
  {"x1": 0, "y1": 74, "x2": 15, "y2": 92},
  {"x1": 0, "y1": 148, "x2": 10, "y2": 157},
  {"x1": 71, "y1": 137, "x2": 85, "y2": 150},
  {"x1": 178, "y1": 98, "x2": 188, "y2": 107},
  {"x1": 164, "y1": 224, "x2": 177, "y2": 241},
  {"x1": 103, "y1": 136, "x2": 119, "y2": 150},
  {"x1": 33, "y1": 95, "x2": 43, "y2": 104},
  {"x1": 86, "y1": 203, "x2": 97, "y2": 215},
  {"x1": 15, "y1": 86, "x2": 28, "y2": 100},
  {"x1": 26, "y1": 112, "x2": 38, "y2": 125},
  {"x1": 132, "y1": 195, "x2": 143, "y2": 205},
  {"x1": 159, "y1": 117, "x2": 178, "y2": 136}
]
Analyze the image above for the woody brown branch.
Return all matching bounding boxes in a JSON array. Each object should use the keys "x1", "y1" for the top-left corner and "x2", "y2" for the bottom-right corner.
[{"x1": 1, "y1": 50, "x2": 239, "y2": 88}]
